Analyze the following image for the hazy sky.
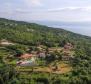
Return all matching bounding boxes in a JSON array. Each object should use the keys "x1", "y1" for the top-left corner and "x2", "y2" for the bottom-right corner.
[
  {"x1": 0, "y1": 0, "x2": 91, "y2": 22},
  {"x1": 0, "y1": 0, "x2": 91, "y2": 36}
]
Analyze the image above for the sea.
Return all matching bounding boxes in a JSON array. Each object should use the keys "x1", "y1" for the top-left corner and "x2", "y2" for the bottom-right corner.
[{"x1": 33, "y1": 21, "x2": 91, "y2": 37}]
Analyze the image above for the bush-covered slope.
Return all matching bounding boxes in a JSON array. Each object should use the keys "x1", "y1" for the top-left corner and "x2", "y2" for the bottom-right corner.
[
  {"x1": 0, "y1": 18, "x2": 91, "y2": 84},
  {"x1": 0, "y1": 18, "x2": 91, "y2": 47}
]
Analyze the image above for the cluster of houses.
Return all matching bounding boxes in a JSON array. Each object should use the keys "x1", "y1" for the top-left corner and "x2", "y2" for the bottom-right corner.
[
  {"x1": 17, "y1": 42, "x2": 74, "y2": 66},
  {"x1": 64, "y1": 43, "x2": 73, "y2": 50},
  {"x1": 62, "y1": 43, "x2": 74, "y2": 61},
  {"x1": 4, "y1": 23, "x2": 17, "y2": 26},
  {"x1": 17, "y1": 54, "x2": 37, "y2": 66},
  {"x1": 0, "y1": 39, "x2": 74, "y2": 66},
  {"x1": 17, "y1": 52, "x2": 46, "y2": 66}
]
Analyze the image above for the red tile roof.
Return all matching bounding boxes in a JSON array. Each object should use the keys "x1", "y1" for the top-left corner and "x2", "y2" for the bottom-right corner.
[{"x1": 20, "y1": 54, "x2": 33, "y2": 59}]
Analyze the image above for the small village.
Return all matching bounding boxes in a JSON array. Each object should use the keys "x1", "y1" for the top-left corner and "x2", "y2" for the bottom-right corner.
[
  {"x1": 0, "y1": 18, "x2": 90, "y2": 84},
  {"x1": 0, "y1": 39, "x2": 74, "y2": 74},
  {"x1": 16, "y1": 42, "x2": 74, "y2": 74}
]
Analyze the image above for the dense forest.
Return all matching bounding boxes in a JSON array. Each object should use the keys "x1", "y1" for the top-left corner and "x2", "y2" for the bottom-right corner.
[{"x1": 0, "y1": 18, "x2": 91, "y2": 84}]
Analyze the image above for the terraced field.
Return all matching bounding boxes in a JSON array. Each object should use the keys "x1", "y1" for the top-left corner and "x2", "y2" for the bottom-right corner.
[{"x1": 15, "y1": 61, "x2": 72, "y2": 75}]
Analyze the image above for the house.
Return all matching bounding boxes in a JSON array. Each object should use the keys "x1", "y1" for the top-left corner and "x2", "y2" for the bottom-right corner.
[
  {"x1": 17, "y1": 58, "x2": 36, "y2": 66},
  {"x1": 62, "y1": 55, "x2": 70, "y2": 61},
  {"x1": 37, "y1": 45, "x2": 45, "y2": 51},
  {"x1": 49, "y1": 48, "x2": 62, "y2": 52},
  {"x1": 62, "y1": 55, "x2": 74, "y2": 61},
  {"x1": 62, "y1": 43, "x2": 74, "y2": 61},
  {"x1": 20, "y1": 54, "x2": 33, "y2": 60},
  {"x1": 27, "y1": 29, "x2": 34, "y2": 32},
  {"x1": 37, "y1": 51, "x2": 46, "y2": 58},
  {"x1": 0, "y1": 39, "x2": 14, "y2": 46},
  {"x1": 17, "y1": 53, "x2": 36, "y2": 66},
  {"x1": 62, "y1": 51, "x2": 74, "y2": 61},
  {"x1": 64, "y1": 43, "x2": 73, "y2": 50}
]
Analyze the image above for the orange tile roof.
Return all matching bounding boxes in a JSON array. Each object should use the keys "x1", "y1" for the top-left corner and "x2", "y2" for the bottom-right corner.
[{"x1": 20, "y1": 54, "x2": 33, "y2": 59}]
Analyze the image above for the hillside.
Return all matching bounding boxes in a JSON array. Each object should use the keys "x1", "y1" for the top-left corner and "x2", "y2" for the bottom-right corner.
[
  {"x1": 0, "y1": 18, "x2": 91, "y2": 46},
  {"x1": 0, "y1": 18, "x2": 91, "y2": 84}
]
